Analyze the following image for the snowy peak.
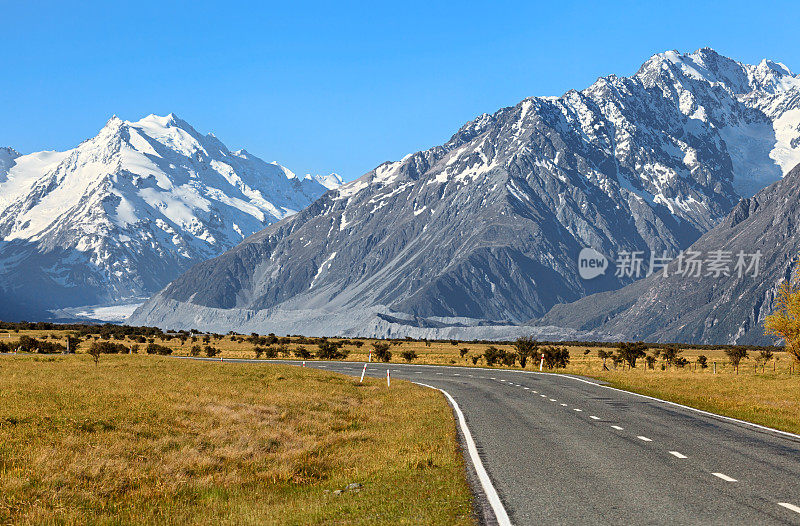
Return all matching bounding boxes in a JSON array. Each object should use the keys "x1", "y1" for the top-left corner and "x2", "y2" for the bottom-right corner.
[
  {"x1": 308, "y1": 173, "x2": 344, "y2": 190},
  {"x1": 0, "y1": 114, "x2": 336, "y2": 312},
  {"x1": 634, "y1": 47, "x2": 800, "y2": 96}
]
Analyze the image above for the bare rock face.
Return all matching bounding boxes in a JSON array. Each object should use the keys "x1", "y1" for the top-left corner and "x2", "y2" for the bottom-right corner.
[
  {"x1": 0, "y1": 115, "x2": 338, "y2": 320},
  {"x1": 536, "y1": 163, "x2": 800, "y2": 345},
  {"x1": 131, "y1": 49, "x2": 800, "y2": 337}
]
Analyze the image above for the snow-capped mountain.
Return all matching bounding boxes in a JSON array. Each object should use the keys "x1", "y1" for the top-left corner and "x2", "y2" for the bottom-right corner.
[
  {"x1": 0, "y1": 113, "x2": 338, "y2": 321},
  {"x1": 130, "y1": 48, "x2": 800, "y2": 337},
  {"x1": 131, "y1": 48, "x2": 800, "y2": 337}
]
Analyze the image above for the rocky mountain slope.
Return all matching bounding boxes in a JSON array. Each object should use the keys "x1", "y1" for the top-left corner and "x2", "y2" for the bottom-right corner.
[
  {"x1": 129, "y1": 48, "x2": 800, "y2": 337},
  {"x1": 0, "y1": 114, "x2": 338, "y2": 320},
  {"x1": 536, "y1": 162, "x2": 800, "y2": 345}
]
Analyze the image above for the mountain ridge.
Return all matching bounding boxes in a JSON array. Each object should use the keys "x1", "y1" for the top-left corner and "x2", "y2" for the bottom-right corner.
[
  {"x1": 0, "y1": 113, "x2": 339, "y2": 320},
  {"x1": 130, "y1": 48, "x2": 800, "y2": 336},
  {"x1": 534, "y1": 162, "x2": 800, "y2": 345}
]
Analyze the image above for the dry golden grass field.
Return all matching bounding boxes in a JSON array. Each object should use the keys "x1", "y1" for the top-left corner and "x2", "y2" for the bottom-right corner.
[
  {"x1": 2, "y1": 327, "x2": 799, "y2": 524},
  {"x1": 0, "y1": 352, "x2": 473, "y2": 525}
]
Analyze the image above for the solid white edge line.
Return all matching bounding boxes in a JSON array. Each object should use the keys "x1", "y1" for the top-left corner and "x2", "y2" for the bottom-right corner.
[
  {"x1": 712, "y1": 472, "x2": 737, "y2": 482},
  {"x1": 414, "y1": 382, "x2": 513, "y2": 526},
  {"x1": 669, "y1": 451, "x2": 687, "y2": 459},
  {"x1": 778, "y1": 502, "x2": 800, "y2": 514}
]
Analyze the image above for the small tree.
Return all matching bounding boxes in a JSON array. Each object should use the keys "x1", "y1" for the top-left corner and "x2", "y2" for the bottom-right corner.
[
  {"x1": 725, "y1": 347, "x2": 749, "y2": 373},
  {"x1": 484, "y1": 346, "x2": 503, "y2": 366},
  {"x1": 254, "y1": 346, "x2": 264, "y2": 359},
  {"x1": 401, "y1": 349, "x2": 417, "y2": 362},
  {"x1": 66, "y1": 335, "x2": 81, "y2": 354},
  {"x1": 146, "y1": 343, "x2": 173, "y2": 355},
  {"x1": 294, "y1": 346, "x2": 311, "y2": 360},
  {"x1": 542, "y1": 346, "x2": 570, "y2": 369},
  {"x1": 696, "y1": 355, "x2": 708, "y2": 369},
  {"x1": 645, "y1": 355, "x2": 657, "y2": 369},
  {"x1": 765, "y1": 259, "x2": 800, "y2": 362},
  {"x1": 204, "y1": 345, "x2": 220, "y2": 358},
  {"x1": 757, "y1": 349, "x2": 774, "y2": 371},
  {"x1": 88, "y1": 342, "x2": 101, "y2": 366},
  {"x1": 501, "y1": 351, "x2": 516, "y2": 367},
  {"x1": 317, "y1": 340, "x2": 348, "y2": 360},
  {"x1": 660, "y1": 345, "x2": 683, "y2": 369},
  {"x1": 471, "y1": 355, "x2": 481, "y2": 365},
  {"x1": 190, "y1": 345, "x2": 202, "y2": 357},
  {"x1": 371, "y1": 341, "x2": 392, "y2": 362},
  {"x1": 513, "y1": 337, "x2": 539, "y2": 369},
  {"x1": 617, "y1": 341, "x2": 647, "y2": 368},
  {"x1": 460, "y1": 348, "x2": 469, "y2": 359}
]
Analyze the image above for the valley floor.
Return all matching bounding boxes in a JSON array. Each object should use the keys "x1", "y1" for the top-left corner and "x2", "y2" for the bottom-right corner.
[{"x1": 0, "y1": 354, "x2": 473, "y2": 525}]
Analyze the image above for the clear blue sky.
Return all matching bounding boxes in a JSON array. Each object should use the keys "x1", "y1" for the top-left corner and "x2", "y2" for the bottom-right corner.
[{"x1": 3, "y1": 0, "x2": 800, "y2": 181}]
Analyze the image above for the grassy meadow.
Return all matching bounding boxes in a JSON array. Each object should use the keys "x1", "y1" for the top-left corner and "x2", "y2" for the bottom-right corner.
[
  {"x1": 4, "y1": 327, "x2": 794, "y2": 435},
  {"x1": 2, "y1": 326, "x2": 799, "y2": 524},
  {"x1": 0, "y1": 352, "x2": 473, "y2": 525}
]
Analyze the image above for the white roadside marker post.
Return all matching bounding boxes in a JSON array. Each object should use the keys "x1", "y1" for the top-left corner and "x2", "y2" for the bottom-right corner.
[
  {"x1": 387, "y1": 369, "x2": 391, "y2": 387},
  {"x1": 360, "y1": 363, "x2": 368, "y2": 383},
  {"x1": 540, "y1": 353, "x2": 545, "y2": 372},
  {"x1": 368, "y1": 352, "x2": 372, "y2": 362},
  {"x1": 302, "y1": 361, "x2": 306, "y2": 367}
]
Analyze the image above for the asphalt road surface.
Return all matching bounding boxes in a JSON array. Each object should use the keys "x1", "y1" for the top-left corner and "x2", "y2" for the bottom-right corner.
[{"x1": 202, "y1": 358, "x2": 800, "y2": 525}]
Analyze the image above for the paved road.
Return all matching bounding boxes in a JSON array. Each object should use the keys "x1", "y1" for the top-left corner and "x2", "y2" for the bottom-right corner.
[{"x1": 207, "y1": 358, "x2": 800, "y2": 525}]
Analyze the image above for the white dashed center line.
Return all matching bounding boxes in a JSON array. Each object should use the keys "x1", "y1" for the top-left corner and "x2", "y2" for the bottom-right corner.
[
  {"x1": 573, "y1": 408, "x2": 583, "y2": 412},
  {"x1": 669, "y1": 451, "x2": 688, "y2": 459},
  {"x1": 611, "y1": 425, "x2": 623, "y2": 430},
  {"x1": 560, "y1": 403, "x2": 568, "y2": 406},
  {"x1": 532, "y1": 390, "x2": 538, "y2": 393},
  {"x1": 540, "y1": 394, "x2": 547, "y2": 398},
  {"x1": 524, "y1": 387, "x2": 530, "y2": 390},
  {"x1": 549, "y1": 398, "x2": 557, "y2": 402},
  {"x1": 637, "y1": 436, "x2": 652, "y2": 442},
  {"x1": 589, "y1": 416, "x2": 600, "y2": 420},
  {"x1": 712, "y1": 472, "x2": 737, "y2": 482},
  {"x1": 778, "y1": 503, "x2": 800, "y2": 514}
]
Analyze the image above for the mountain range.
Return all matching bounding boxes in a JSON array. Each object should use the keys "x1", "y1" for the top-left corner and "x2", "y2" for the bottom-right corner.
[
  {"x1": 537, "y1": 162, "x2": 800, "y2": 345},
  {"x1": 129, "y1": 48, "x2": 800, "y2": 340},
  {"x1": 0, "y1": 114, "x2": 339, "y2": 321}
]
